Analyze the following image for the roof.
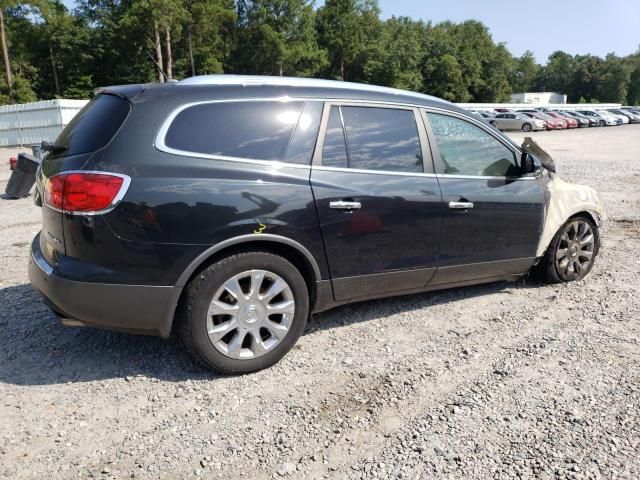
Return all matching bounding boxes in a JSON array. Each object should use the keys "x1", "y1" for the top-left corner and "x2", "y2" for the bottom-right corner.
[{"x1": 178, "y1": 74, "x2": 444, "y2": 104}]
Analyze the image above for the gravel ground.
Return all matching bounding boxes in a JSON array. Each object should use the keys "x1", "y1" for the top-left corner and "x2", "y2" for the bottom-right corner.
[{"x1": 1, "y1": 126, "x2": 639, "y2": 479}]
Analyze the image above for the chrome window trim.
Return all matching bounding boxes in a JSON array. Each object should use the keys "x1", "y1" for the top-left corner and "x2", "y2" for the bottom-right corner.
[
  {"x1": 313, "y1": 165, "x2": 438, "y2": 177},
  {"x1": 43, "y1": 170, "x2": 132, "y2": 216},
  {"x1": 154, "y1": 96, "x2": 526, "y2": 177},
  {"x1": 311, "y1": 166, "x2": 535, "y2": 181}
]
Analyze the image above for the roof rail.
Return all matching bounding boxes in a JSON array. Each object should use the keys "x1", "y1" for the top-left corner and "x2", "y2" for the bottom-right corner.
[{"x1": 178, "y1": 74, "x2": 442, "y2": 102}]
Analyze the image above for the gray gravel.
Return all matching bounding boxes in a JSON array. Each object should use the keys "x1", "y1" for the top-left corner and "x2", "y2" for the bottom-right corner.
[{"x1": 1, "y1": 126, "x2": 639, "y2": 479}]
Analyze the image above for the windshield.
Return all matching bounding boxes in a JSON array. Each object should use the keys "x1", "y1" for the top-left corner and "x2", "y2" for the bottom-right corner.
[{"x1": 54, "y1": 94, "x2": 131, "y2": 157}]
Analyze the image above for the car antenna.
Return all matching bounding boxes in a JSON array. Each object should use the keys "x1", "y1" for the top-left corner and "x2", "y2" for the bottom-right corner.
[{"x1": 145, "y1": 48, "x2": 169, "y2": 83}]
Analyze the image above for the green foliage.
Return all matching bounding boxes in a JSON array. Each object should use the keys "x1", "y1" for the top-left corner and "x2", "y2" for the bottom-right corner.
[
  {"x1": 232, "y1": 0, "x2": 326, "y2": 76},
  {"x1": 510, "y1": 51, "x2": 538, "y2": 93},
  {"x1": 316, "y1": 0, "x2": 380, "y2": 81},
  {"x1": 0, "y1": 1, "x2": 637, "y2": 104}
]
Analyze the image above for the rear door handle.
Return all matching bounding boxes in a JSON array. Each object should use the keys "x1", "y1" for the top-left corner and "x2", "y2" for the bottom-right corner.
[
  {"x1": 448, "y1": 201, "x2": 474, "y2": 210},
  {"x1": 330, "y1": 200, "x2": 362, "y2": 210}
]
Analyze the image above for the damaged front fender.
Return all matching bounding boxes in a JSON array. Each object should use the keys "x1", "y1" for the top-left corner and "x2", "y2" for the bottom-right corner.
[
  {"x1": 537, "y1": 175, "x2": 606, "y2": 257},
  {"x1": 520, "y1": 137, "x2": 606, "y2": 257}
]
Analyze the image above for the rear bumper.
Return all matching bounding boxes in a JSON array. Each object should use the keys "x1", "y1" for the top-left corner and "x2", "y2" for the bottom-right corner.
[{"x1": 28, "y1": 234, "x2": 179, "y2": 338}]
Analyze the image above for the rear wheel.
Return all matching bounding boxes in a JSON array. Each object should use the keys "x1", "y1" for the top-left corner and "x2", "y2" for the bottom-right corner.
[
  {"x1": 534, "y1": 215, "x2": 599, "y2": 283},
  {"x1": 521, "y1": 123, "x2": 532, "y2": 132},
  {"x1": 178, "y1": 251, "x2": 309, "y2": 374}
]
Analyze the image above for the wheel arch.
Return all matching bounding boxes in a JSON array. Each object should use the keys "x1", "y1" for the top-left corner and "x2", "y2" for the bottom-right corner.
[
  {"x1": 161, "y1": 234, "x2": 322, "y2": 338},
  {"x1": 536, "y1": 208, "x2": 602, "y2": 258}
]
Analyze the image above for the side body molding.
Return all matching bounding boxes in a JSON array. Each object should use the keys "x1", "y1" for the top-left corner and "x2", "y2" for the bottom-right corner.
[{"x1": 174, "y1": 233, "x2": 322, "y2": 287}]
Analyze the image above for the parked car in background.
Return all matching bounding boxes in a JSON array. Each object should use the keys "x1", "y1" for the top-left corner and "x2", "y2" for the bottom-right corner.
[
  {"x1": 611, "y1": 108, "x2": 640, "y2": 123},
  {"x1": 545, "y1": 111, "x2": 578, "y2": 128},
  {"x1": 563, "y1": 111, "x2": 598, "y2": 127},
  {"x1": 28, "y1": 75, "x2": 606, "y2": 373},
  {"x1": 554, "y1": 111, "x2": 589, "y2": 128},
  {"x1": 519, "y1": 110, "x2": 566, "y2": 130},
  {"x1": 490, "y1": 112, "x2": 546, "y2": 132},
  {"x1": 469, "y1": 110, "x2": 495, "y2": 121},
  {"x1": 621, "y1": 106, "x2": 640, "y2": 116},
  {"x1": 578, "y1": 110, "x2": 619, "y2": 126},
  {"x1": 608, "y1": 109, "x2": 640, "y2": 124},
  {"x1": 603, "y1": 110, "x2": 628, "y2": 124}
]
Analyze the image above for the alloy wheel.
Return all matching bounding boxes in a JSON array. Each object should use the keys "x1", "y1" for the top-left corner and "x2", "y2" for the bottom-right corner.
[
  {"x1": 206, "y1": 269, "x2": 295, "y2": 359},
  {"x1": 555, "y1": 220, "x2": 596, "y2": 281}
]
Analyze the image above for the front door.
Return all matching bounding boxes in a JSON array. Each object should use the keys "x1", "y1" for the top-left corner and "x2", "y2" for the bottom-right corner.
[
  {"x1": 311, "y1": 103, "x2": 442, "y2": 301},
  {"x1": 423, "y1": 110, "x2": 545, "y2": 285}
]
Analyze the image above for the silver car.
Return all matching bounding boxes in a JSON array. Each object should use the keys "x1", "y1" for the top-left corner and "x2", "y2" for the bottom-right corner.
[{"x1": 490, "y1": 112, "x2": 546, "y2": 132}]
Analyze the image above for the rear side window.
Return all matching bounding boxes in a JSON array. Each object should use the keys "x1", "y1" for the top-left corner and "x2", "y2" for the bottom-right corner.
[
  {"x1": 164, "y1": 101, "x2": 306, "y2": 162},
  {"x1": 55, "y1": 94, "x2": 130, "y2": 156},
  {"x1": 342, "y1": 106, "x2": 422, "y2": 173},
  {"x1": 321, "y1": 105, "x2": 423, "y2": 173}
]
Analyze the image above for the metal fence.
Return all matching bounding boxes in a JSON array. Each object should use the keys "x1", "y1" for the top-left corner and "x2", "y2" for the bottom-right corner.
[{"x1": 0, "y1": 99, "x2": 89, "y2": 147}]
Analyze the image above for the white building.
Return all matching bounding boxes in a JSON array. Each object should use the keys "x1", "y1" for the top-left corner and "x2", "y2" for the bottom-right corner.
[{"x1": 510, "y1": 92, "x2": 567, "y2": 105}]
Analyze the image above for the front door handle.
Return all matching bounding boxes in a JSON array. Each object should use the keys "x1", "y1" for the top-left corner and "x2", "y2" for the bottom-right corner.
[
  {"x1": 330, "y1": 200, "x2": 362, "y2": 210},
  {"x1": 448, "y1": 201, "x2": 474, "y2": 210}
]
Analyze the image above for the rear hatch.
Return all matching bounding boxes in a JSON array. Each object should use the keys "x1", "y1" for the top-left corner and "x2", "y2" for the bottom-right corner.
[{"x1": 37, "y1": 92, "x2": 133, "y2": 266}]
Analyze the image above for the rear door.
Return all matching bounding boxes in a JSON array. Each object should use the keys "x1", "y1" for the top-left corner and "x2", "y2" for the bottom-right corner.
[
  {"x1": 423, "y1": 110, "x2": 545, "y2": 285},
  {"x1": 311, "y1": 103, "x2": 442, "y2": 301}
]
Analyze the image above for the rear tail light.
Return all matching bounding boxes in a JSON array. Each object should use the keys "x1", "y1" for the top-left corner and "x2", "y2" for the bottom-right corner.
[
  {"x1": 44, "y1": 171, "x2": 130, "y2": 214},
  {"x1": 9, "y1": 157, "x2": 16, "y2": 170}
]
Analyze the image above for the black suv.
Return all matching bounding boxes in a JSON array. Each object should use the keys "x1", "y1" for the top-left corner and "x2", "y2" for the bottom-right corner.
[{"x1": 29, "y1": 75, "x2": 604, "y2": 373}]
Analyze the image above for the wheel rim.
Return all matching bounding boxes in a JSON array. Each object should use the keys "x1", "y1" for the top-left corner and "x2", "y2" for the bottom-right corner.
[
  {"x1": 523, "y1": 124, "x2": 532, "y2": 132},
  {"x1": 555, "y1": 220, "x2": 595, "y2": 281},
  {"x1": 206, "y1": 269, "x2": 295, "y2": 359}
]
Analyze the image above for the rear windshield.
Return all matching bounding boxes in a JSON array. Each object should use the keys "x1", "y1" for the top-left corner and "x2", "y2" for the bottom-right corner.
[{"x1": 54, "y1": 94, "x2": 130, "y2": 156}]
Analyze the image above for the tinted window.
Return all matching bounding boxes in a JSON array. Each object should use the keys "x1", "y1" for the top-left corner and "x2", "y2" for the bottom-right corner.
[
  {"x1": 54, "y1": 94, "x2": 130, "y2": 157},
  {"x1": 321, "y1": 106, "x2": 348, "y2": 168},
  {"x1": 341, "y1": 106, "x2": 422, "y2": 173},
  {"x1": 165, "y1": 101, "x2": 303, "y2": 161},
  {"x1": 427, "y1": 113, "x2": 519, "y2": 177},
  {"x1": 284, "y1": 101, "x2": 323, "y2": 165}
]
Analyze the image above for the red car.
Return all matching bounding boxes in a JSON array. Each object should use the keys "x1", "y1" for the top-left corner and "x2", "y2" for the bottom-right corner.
[
  {"x1": 519, "y1": 111, "x2": 565, "y2": 130},
  {"x1": 545, "y1": 111, "x2": 578, "y2": 128}
]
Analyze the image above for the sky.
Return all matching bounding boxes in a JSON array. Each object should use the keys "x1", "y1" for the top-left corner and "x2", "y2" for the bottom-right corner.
[
  {"x1": 61, "y1": 0, "x2": 640, "y2": 64},
  {"x1": 376, "y1": 0, "x2": 640, "y2": 63}
]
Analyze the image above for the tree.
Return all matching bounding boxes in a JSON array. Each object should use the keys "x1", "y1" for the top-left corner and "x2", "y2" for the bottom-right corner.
[
  {"x1": 510, "y1": 50, "x2": 539, "y2": 93},
  {"x1": 535, "y1": 51, "x2": 575, "y2": 94},
  {"x1": 232, "y1": 0, "x2": 326, "y2": 77},
  {"x1": 599, "y1": 54, "x2": 630, "y2": 103},
  {"x1": 571, "y1": 55, "x2": 604, "y2": 102},
  {"x1": 185, "y1": 0, "x2": 236, "y2": 75},
  {"x1": 316, "y1": 0, "x2": 379, "y2": 81},
  {"x1": 0, "y1": 4, "x2": 12, "y2": 98},
  {"x1": 360, "y1": 16, "x2": 425, "y2": 91}
]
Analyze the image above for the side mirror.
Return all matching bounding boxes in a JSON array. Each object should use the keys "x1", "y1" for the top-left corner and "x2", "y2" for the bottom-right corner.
[{"x1": 521, "y1": 152, "x2": 542, "y2": 176}]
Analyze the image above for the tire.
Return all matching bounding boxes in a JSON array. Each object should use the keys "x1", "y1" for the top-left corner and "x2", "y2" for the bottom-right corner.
[
  {"x1": 533, "y1": 215, "x2": 600, "y2": 284},
  {"x1": 599, "y1": 120, "x2": 605, "y2": 127},
  {"x1": 521, "y1": 123, "x2": 532, "y2": 132},
  {"x1": 177, "y1": 251, "x2": 309, "y2": 374}
]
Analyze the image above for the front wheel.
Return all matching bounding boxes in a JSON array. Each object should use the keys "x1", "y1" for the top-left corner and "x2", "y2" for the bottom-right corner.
[
  {"x1": 599, "y1": 120, "x2": 606, "y2": 127},
  {"x1": 534, "y1": 215, "x2": 599, "y2": 283},
  {"x1": 522, "y1": 123, "x2": 532, "y2": 132},
  {"x1": 178, "y1": 251, "x2": 309, "y2": 374}
]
